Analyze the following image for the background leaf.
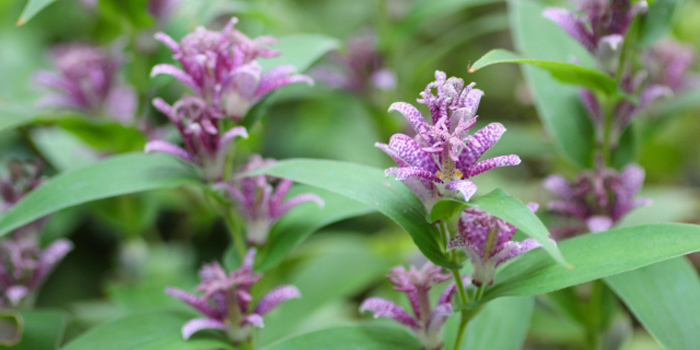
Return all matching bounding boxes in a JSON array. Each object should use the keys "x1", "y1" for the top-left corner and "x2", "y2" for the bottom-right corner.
[
  {"x1": 0, "y1": 311, "x2": 21, "y2": 346},
  {"x1": 637, "y1": 0, "x2": 684, "y2": 47},
  {"x1": 261, "y1": 325, "x2": 421, "y2": 350},
  {"x1": 16, "y1": 0, "x2": 57, "y2": 25},
  {"x1": 7, "y1": 310, "x2": 67, "y2": 350},
  {"x1": 0, "y1": 153, "x2": 200, "y2": 238},
  {"x1": 605, "y1": 257, "x2": 700, "y2": 350},
  {"x1": 259, "y1": 34, "x2": 340, "y2": 72}
]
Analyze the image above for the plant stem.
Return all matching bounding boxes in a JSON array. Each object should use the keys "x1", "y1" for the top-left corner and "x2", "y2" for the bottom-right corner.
[
  {"x1": 222, "y1": 206, "x2": 247, "y2": 261},
  {"x1": 585, "y1": 280, "x2": 604, "y2": 350}
]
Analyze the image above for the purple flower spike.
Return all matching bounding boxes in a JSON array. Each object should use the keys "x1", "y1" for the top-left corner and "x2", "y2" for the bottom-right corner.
[
  {"x1": 378, "y1": 71, "x2": 520, "y2": 209},
  {"x1": 167, "y1": 249, "x2": 300, "y2": 344},
  {"x1": 34, "y1": 43, "x2": 137, "y2": 123},
  {"x1": 152, "y1": 17, "x2": 312, "y2": 121},
  {"x1": 360, "y1": 262, "x2": 458, "y2": 350},
  {"x1": 144, "y1": 96, "x2": 248, "y2": 182},
  {"x1": 645, "y1": 40, "x2": 697, "y2": 91},
  {"x1": 448, "y1": 205, "x2": 545, "y2": 286},
  {"x1": 544, "y1": 164, "x2": 651, "y2": 238},
  {"x1": 216, "y1": 155, "x2": 324, "y2": 246}
]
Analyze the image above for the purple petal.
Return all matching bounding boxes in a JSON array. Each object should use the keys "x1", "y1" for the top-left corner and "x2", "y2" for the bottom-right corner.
[
  {"x1": 154, "y1": 32, "x2": 181, "y2": 54},
  {"x1": 385, "y1": 134, "x2": 439, "y2": 173},
  {"x1": 543, "y1": 175, "x2": 573, "y2": 199},
  {"x1": 639, "y1": 85, "x2": 673, "y2": 107},
  {"x1": 6, "y1": 285, "x2": 29, "y2": 306},
  {"x1": 151, "y1": 64, "x2": 201, "y2": 94},
  {"x1": 620, "y1": 164, "x2": 645, "y2": 194},
  {"x1": 241, "y1": 248, "x2": 257, "y2": 271},
  {"x1": 181, "y1": 318, "x2": 226, "y2": 339},
  {"x1": 386, "y1": 167, "x2": 440, "y2": 183},
  {"x1": 254, "y1": 285, "x2": 301, "y2": 315},
  {"x1": 388, "y1": 102, "x2": 426, "y2": 134},
  {"x1": 257, "y1": 65, "x2": 314, "y2": 97},
  {"x1": 579, "y1": 89, "x2": 602, "y2": 125},
  {"x1": 145, "y1": 140, "x2": 195, "y2": 163},
  {"x1": 463, "y1": 155, "x2": 521, "y2": 178},
  {"x1": 586, "y1": 216, "x2": 613, "y2": 233},
  {"x1": 542, "y1": 7, "x2": 596, "y2": 52},
  {"x1": 445, "y1": 180, "x2": 477, "y2": 201},
  {"x1": 165, "y1": 286, "x2": 220, "y2": 319},
  {"x1": 275, "y1": 193, "x2": 324, "y2": 217},
  {"x1": 425, "y1": 303, "x2": 452, "y2": 336},
  {"x1": 359, "y1": 297, "x2": 419, "y2": 329},
  {"x1": 458, "y1": 123, "x2": 506, "y2": 169},
  {"x1": 104, "y1": 85, "x2": 137, "y2": 123},
  {"x1": 35, "y1": 239, "x2": 73, "y2": 285},
  {"x1": 241, "y1": 314, "x2": 264, "y2": 328}
]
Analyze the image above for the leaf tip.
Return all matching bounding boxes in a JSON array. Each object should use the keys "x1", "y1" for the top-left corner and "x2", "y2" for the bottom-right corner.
[
  {"x1": 467, "y1": 61, "x2": 478, "y2": 73},
  {"x1": 15, "y1": 18, "x2": 25, "y2": 26}
]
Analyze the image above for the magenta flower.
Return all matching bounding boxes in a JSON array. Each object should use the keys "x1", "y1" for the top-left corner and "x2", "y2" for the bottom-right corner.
[
  {"x1": 360, "y1": 262, "x2": 461, "y2": 350},
  {"x1": 34, "y1": 43, "x2": 137, "y2": 123},
  {"x1": 377, "y1": 71, "x2": 520, "y2": 208},
  {"x1": 448, "y1": 206, "x2": 544, "y2": 286},
  {"x1": 216, "y1": 155, "x2": 324, "y2": 246},
  {"x1": 544, "y1": 164, "x2": 651, "y2": 237},
  {"x1": 152, "y1": 17, "x2": 313, "y2": 121},
  {"x1": 144, "y1": 96, "x2": 248, "y2": 182},
  {"x1": 167, "y1": 249, "x2": 300, "y2": 344}
]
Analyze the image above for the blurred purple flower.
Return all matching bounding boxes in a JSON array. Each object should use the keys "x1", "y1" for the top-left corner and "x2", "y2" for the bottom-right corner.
[
  {"x1": 144, "y1": 96, "x2": 248, "y2": 182},
  {"x1": 645, "y1": 40, "x2": 698, "y2": 91},
  {"x1": 544, "y1": 164, "x2": 651, "y2": 237},
  {"x1": 360, "y1": 262, "x2": 460, "y2": 350},
  {"x1": 215, "y1": 155, "x2": 324, "y2": 246},
  {"x1": 377, "y1": 71, "x2": 520, "y2": 209},
  {"x1": 152, "y1": 17, "x2": 312, "y2": 121},
  {"x1": 166, "y1": 249, "x2": 300, "y2": 343},
  {"x1": 34, "y1": 43, "x2": 137, "y2": 123},
  {"x1": 148, "y1": 0, "x2": 180, "y2": 22},
  {"x1": 448, "y1": 206, "x2": 544, "y2": 286}
]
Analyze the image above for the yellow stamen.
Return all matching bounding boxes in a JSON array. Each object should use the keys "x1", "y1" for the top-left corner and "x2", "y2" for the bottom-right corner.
[
  {"x1": 456, "y1": 169, "x2": 463, "y2": 179},
  {"x1": 436, "y1": 171, "x2": 442, "y2": 179}
]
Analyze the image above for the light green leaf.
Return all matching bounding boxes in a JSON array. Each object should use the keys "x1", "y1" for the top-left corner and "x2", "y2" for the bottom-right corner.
[
  {"x1": 60, "y1": 311, "x2": 235, "y2": 350},
  {"x1": 605, "y1": 257, "x2": 700, "y2": 350},
  {"x1": 508, "y1": 0, "x2": 595, "y2": 168},
  {"x1": 7, "y1": 310, "x2": 67, "y2": 350},
  {"x1": 470, "y1": 49, "x2": 618, "y2": 96},
  {"x1": 261, "y1": 325, "x2": 421, "y2": 350},
  {"x1": 17, "y1": 0, "x2": 57, "y2": 25},
  {"x1": 484, "y1": 223, "x2": 700, "y2": 301},
  {"x1": 405, "y1": 0, "x2": 500, "y2": 31},
  {"x1": 259, "y1": 34, "x2": 340, "y2": 72},
  {"x1": 637, "y1": 0, "x2": 684, "y2": 47},
  {"x1": 0, "y1": 153, "x2": 200, "y2": 238},
  {"x1": 239, "y1": 159, "x2": 457, "y2": 269},
  {"x1": 0, "y1": 106, "x2": 37, "y2": 134},
  {"x1": 43, "y1": 116, "x2": 147, "y2": 153}
]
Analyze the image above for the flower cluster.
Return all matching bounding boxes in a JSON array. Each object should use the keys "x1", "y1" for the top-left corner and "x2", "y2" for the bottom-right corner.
[
  {"x1": 644, "y1": 40, "x2": 697, "y2": 92},
  {"x1": 215, "y1": 155, "x2": 324, "y2": 246},
  {"x1": 448, "y1": 206, "x2": 544, "y2": 286},
  {"x1": 167, "y1": 249, "x2": 300, "y2": 344},
  {"x1": 34, "y1": 43, "x2": 137, "y2": 123},
  {"x1": 544, "y1": 164, "x2": 650, "y2": 237},
  {"x1": 0, "y1": 161, "x2": 72, "y2": 308},
  {"x1": 377, "y1": 71, "x2": 520, "y2": 209},
  {"x1": 360, "y1": 262, "x2": 460, "y2": 350}
]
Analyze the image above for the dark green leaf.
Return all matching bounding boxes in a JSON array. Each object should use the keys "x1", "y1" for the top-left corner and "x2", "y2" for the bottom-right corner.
[
  {"x1": 404, "y1": 0, "x2": 500, "y2": 32},
  {"x1": 605, "y1": 257, "x2": 700, "y2": 350},
  {"x1": 261, "y1": 325, "x2": 420, "y2": 350},
  {"x1": 637, "y1": 0, "x2": 683, "y2": 47},
  {"x1": 470, "y1": 49, "x2": 618, "y2": 96},
  {"x1": 0, "y1": 153, "x2": 200, "y2": 238},
  {"x1": 16, "y1": 0, "x2": 57, "y2": 25},
  {"x1": 508, "y1": 0, "x2": 595, "y2": 168},
  {"x1": 42, "y1": 116, "x2": 147, "y2": 153},
  {"x1": 60, "y1": 311, "x2": 235, "y2": 350},
  {"x1": 8, "y1": 310, "x2": 67, "y2": 350},
  {"x1": 0, "y1": 311, "x2": 21, "y2": 346},
  {"x1": 429, "y1": 197, "x2": 467, "y2": 223},
  {"x1": 239, "y1": 159, "x2": 457, "y2": 269},
  {"x1": 485, "y1": 223, "x2": 700, "y2": 301}
]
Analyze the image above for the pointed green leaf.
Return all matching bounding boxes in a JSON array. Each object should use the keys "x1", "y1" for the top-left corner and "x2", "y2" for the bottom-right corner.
[
  {"x1": 0, "y1": 153, "x2": 200, "y2": 238},
  {"x1": 605, "y1": 257, "x2": 700, "y2": 350},
  {"x1": 637, "y1": 0, "x2": 684, "y2": 47},
  {"x1": 259, "y1": 34, "x2": 340, "y2": 73},
  {"x1": 17, "y1": 0, "x2": 57, "y2": 25},
  {"x1": 8, "y1": 310, "x2": 67, "y2": 350},
  {"x1": 261, "y1": 325, "x2": 421, "y2": 350}
]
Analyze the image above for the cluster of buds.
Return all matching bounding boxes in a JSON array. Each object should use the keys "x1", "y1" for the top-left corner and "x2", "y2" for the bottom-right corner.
[
  {"x1": 167, "y1": 249, "x2": 300, "y2": 344},
  {"x1": 448, "y1": 206, "x2": 544, "y2": 286},
  {"x1": 34, "y1": 43, "x2": 137, "y2": 123},
  {"x1": 377, "y1": 71, "x2": 520, "y2": 209},
  {"x1": 360, "y1": 262, "x2": 460, "y2": 350},
  {"x1": 0, "y1": 161, "x2": 72, "y2": 308},
  {"x1": 311, "y1": 31, "x2": 396, "y2": 93},
  {"x1": 544, "y1": 164, "x2": 650, "y2": 237},
  {"x1": 215, "y1": 155, "x2": 324, "y2": 246}
]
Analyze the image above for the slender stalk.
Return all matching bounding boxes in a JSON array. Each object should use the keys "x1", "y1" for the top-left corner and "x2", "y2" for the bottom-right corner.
[
  {"x1": 585, "y1": 280, "x2": 604, "y2": 350},
  {"x1": 222, "y1": 206, "x2": 247, "y2": 260}
]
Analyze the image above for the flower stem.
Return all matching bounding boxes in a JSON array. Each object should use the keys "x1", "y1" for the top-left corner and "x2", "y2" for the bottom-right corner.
[{"x1": 222, "y1": 206, "x2": 248, "y2": 261}]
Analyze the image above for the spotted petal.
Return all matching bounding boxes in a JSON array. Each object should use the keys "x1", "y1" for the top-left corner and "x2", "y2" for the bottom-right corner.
[
  {"x1": 445, "y1": 179, "x2": 477, "y2": 201},
  {"x1": 181, "y1": 318, "x2": 227, "y2": 339},
  {"x1": 254, "y1": 285, "x2": 301, "y2": 316},
  {"x1": 359, "y1": 297, "x2": 419, "y2": 329}
]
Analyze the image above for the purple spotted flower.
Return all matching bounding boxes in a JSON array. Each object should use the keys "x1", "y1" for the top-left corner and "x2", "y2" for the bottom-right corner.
[
  {"x1": 166, "y1": 249, "x2": 300, "y2": 344},
  {"x1": 645, "y1": 40, "x2": 697, "y2": 92},
  {"x1": 377, "y1": 71, "x2": 520, "y2": 209},
  {"x1": 144, "y1": 96, "x2": 248, "y2": 182},
  {"x1": 543, "y1": 0, "x2": 648, "y2": 72},
  {"x1": 544, "y1": 164, "x2": 651, "y2": 237},
  {"x1": 360, "y1": 262, "x2": 461, "y2": 350},
  {"x1": 34, "y1": 43, "x2": 137, "y2": 123},
  {"x1": 215, "y1": 155, "x2": 324, "y2": 246},
  {"x1": 152, "y1": 17, "x2": 313, "y2": 121},
  {"x1": 448, "y1": 205, "x2": 544, "y2": 286}
]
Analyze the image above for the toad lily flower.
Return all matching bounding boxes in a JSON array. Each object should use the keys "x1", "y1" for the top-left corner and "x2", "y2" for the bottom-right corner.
[
  {"x1": 448, "y1": 205, "x2": 545, "y2": 286},
  {"x1": 544, "y1": 164, "x2": 651, "y2": 237},
  {"x1": 34, "y1": 43, "x2": 137, "y2": 123},
  {"x1": 360, "y1": 262, "x2": 461, "y2": 350},
  {"x1": 645, "y1": 40, "x2": 697, "y2": 92},
  {"x1": 152, "y1": 17, "x2": 313, "y2": 120},
  {"x1": 144, "y1": 96, "x2": 248, "y2": 182},
  {"x1": 166, "y1": 249, "x2": 300, "y2": 344},
  {"x1": 377, "y1": 71, "x2": 520, "y2": 209},
  {"x1": 216, "y1": 155, "x2": 324, "y2": 246}
]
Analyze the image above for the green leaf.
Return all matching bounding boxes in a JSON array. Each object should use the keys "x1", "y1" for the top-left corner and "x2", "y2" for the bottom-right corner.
[
  {"x1": 60, "y1": 310, "x2": 235, "y2": 350},
  {"x1": 605, "y1": 257, "x2": 700, "y2": 350},
  {"x1": 8, "y1": 310, "x2": 67, "y2": 350},
  {"x1": 259, "y1": 34, "x2": 340, "y2": 73},
  {"x1": 239, "y1": 159, "x2": 457, "y2": 269},
  {"x1": 485, "y1": 223, "x2": 700, "y2": 301},
  {"x1": 637, "y1": 0, "x2": 684, "y2": 47},
  {"x1": 508, "y1": 0, "x2": 595, "y2": 168},
  {"x1": 261, "y1": 325, "x2": 421, "y2": 350},
  {"x1": 0, "y1": 106, "x2": 37, "y2": 134},
  {"x1": 445, "y1": 296, "x2": 534, "y2": 350},
  {"x1": 404, "y1": 0, "x2": 500, "y2": 32},
  {"x1": 16, "y1": 0, "x2": 57, "y2": 25},
  {"x1": 0, "y1": 311, "x2": 21, "y2": 346},
  {"x1": 470, "y1": 49, "x2": 618, "y2": 97},
  {"x1": 0, "y1": 153, "x2": 200, "y2": 238},
  {"x1": 43, "y1": 116, "x2": 147, "y2": 153},
  {"x1": 432, "y1": 189, "x2": 567, "y2": 267}
]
